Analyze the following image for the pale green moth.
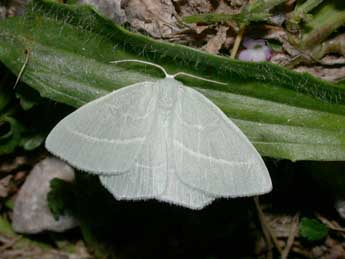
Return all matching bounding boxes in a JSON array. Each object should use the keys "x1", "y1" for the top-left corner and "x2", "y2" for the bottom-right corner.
[{"x1": 45, "y1": 60, "x2": 272, "y2": 209}]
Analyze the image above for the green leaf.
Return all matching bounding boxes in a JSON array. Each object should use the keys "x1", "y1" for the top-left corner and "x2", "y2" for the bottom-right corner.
[
  {"x1": 0, "y1": 116, "x2": 24, "y2": 155},
  {"x1": 15, "y1": 84, "x2": 43, "y2": 110},
  {"x1": 48, "y1": 178, "x2": 71, "y2": 220},
  {"x1": 20, "y1": 133, "x2": 45, "y2": 150},
  {"x1": 267, "y1": 39, "x2": 283, "y2": 52},
  {"x1": 183, "y1": 0, "x2": 286, "y2": 25},
  {"x1": 66, "y1": 0, "x2": 78, "y2": 4},
  {"x1": 299, "y1": 217, "x2": 328, "y2": 242},
  {"x1": 0, "y1": 80, "x2": 12, "y2": 113},
  {"x1": 1, "y1": 0, "x2": 345, "y2": 161},
  {"x1": 0, "y1": 65, "x2": 14, "y2": 113},
  {"x1": 47, "y1": 174, "x2": 115, "y2": 258},
  {"x1": 289, "y1": 0, "x2": 345, "y2": 50}
]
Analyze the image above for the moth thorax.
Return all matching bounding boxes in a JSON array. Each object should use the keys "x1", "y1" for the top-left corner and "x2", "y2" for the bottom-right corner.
[{"x1": 157, "y1": 78, "x2": 178, "y2": 110}]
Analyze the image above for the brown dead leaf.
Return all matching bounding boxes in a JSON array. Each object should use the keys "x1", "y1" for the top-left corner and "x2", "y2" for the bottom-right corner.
[
  {"x1": 0, "y1": 156, "x2": 28, "y2": 174},
  {"x1": 215, "y1": 0, "x2": 246, "y2": 14},
  {"x1": 325, "y1": 237, "x2": 345, "y2": 259},
  {"x1": 0, "y1": 236, "x2": 92, "y2": 259},
  {"x1": 295, "y1": 66, "x2": 345, "y2": 82},
  {"x1": 312, "y1": 34, "x2": 345, "y2": 61},
  {"x1": 319, "y1": 55, "x2": 345, "y2": 66},
  {"x1": 13, "y1": 171, "x2": 27, "y2": 183},
  {"x1": 202, "y1": 25, "x2": 228, "y2": 54},
  {"x1": 173, "y1": 0, "x2": 212, "y2": 17},
  {"x1": 270, "y1": 53, "x2": 291, "y2": 66},
  {"x1": 265, "y1": 213, "x2": 295, "y2": 238},
  {"x1": 223, "y1": 36, "x2": 235, "y2": 49},
  {"x1": 0, "y1": 175, "x2": 13, "y2": 198},
  {"x1": 192, "y1": 24, "x2": 209, "y2": 34},
  {"x1": 249, "y1": 24, "x2": 287, "y2": 42},
  {"x1": 122, "y1": 0, "x2": 180, "y2": 38}
]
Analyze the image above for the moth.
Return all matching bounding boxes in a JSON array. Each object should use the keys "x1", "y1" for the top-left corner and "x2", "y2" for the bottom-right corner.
[{"x1": 46, "y1": 60, "x2": 272, "y2": 209}]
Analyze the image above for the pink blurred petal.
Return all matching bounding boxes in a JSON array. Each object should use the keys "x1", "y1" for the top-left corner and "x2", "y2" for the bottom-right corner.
[
  {"x1": 238, "y1": 48, "x2": 270, "y2": 62},
  {"x1": 242, "y1": 38, "x2": 266, "y2": 49},
  {"x1": 262, "y1": 46, "x2": 272, "y2": 60}
]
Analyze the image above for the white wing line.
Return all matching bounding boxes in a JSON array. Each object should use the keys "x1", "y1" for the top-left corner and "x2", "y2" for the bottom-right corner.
[
  {"x1": 175, "y1": 112, "x2": 220, "y2": 131},
  {"x1": 107, "y1": 103, "x2": 155, "y2": 120},
  {"x1": 134, "y1": 162, "x2": 166, "y2": 169},
  {"x1": 196, "y1": 102, "x2": 203, "y2": 173},
  {"x1": 65, "y1": 125, "x2": 145, "y2": 144},
  {"x1": 109, "y1": 105, "x2": 154, "y2": 121},
  {"x1": 174, "y1": 140, "x2": 255, "y2": 166}
]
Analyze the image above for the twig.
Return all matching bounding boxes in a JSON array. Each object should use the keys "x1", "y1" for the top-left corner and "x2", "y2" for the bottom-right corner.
[
  {"x1": 0, "y1": 249, "x2": 40, "y2": 258},
  {"x1": 254, "y1": 196, "x2": 273, "y2": 259},
  {"x1": 292, "y1": 246, "x2": 313, "y2": 258},
  {"x1": 0, "y1": 236, "x2": 21, "y2": 252},
  {"x1": 315, "y1": 212, "x2": 345, "y2": 238},
  {"x1": 254, "y1": 196, "x2": 283, "y2": 257},
  {"x1": 13, "y1": 49, "x2": 30, "y2": 89},
  {"x1": 230, "y1": 25, "x2": 245, "y2": 59},
  {"x1": 0, "y1": 235, "x2": 12, "y2": 244},
  {"x1": 281, "y1": 212, "x2": 300, "y2": 259}
]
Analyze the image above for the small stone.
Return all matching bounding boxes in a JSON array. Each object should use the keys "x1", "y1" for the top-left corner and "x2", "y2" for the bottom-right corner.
[{"x1": 12, "y1": 157, "x2": 78, "y2": 234}]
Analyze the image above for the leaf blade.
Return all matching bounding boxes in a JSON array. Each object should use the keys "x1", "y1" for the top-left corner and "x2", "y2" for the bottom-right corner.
[{"x1": 0, "y1": 0, "x2": 345, "y2": 161}]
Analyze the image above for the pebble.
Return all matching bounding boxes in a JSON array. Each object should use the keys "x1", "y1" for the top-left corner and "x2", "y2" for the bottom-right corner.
[{"x1": 12, "y1": 157, "x2": 78, "y2": 234}]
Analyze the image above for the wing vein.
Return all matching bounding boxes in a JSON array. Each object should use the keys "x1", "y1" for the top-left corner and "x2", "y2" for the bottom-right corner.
[
  {"x1": 174, "y1": 140, "x2": 254, "y2": 166},
  {"x1": 66, "y1": 125, "x2": 145, "y2": 144}
]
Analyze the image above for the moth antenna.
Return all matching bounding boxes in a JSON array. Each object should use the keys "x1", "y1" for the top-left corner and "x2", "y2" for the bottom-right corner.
[
  {"x1": 110, "y1": 59, "x2": 226, "y2": 85},
  {"x1": 172, "y1": 72, "x2": 227, "y2": 86},
  {"x1": 110, "y1": 59, "x2": 170, "y2": 78}
]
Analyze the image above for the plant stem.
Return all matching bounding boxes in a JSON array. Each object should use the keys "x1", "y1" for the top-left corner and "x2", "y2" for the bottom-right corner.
[
  {"x1": 288, "y1": 0, "x2": 345, "y2": 50},
  {"x1": 301, "y1": 0, "x2": 345, "y2": 49},
  {"x1": 288, "y1": 0, "x2": 324, "y2": 24},
  {"x1": 231, "y1": 25, "x2": 245, "y2": 59},
  {"x1": 254, "y1": 197, "x2": 283, "y2": 255}
]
